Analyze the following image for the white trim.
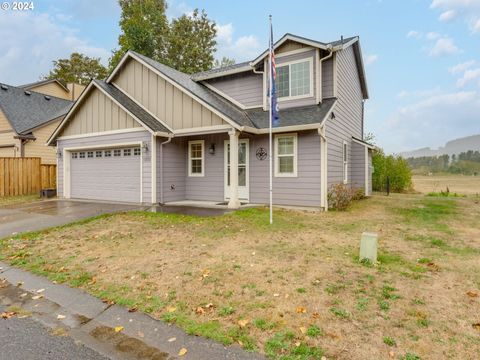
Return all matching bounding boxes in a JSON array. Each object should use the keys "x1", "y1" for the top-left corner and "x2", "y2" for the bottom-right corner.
[
  {"x1": 276, "y1": 47, "x2": 315, "y2": 58},
  {"x1": 124, "y1": 52, "x2": 243, "y2": 131},
  {"x1": 57, "y1": 127, "x2": 147, "y2": 141},
  {"x1": 352, "y1": 137, "x2": 376, "y2": 150},
  {"x1": 151, "y1": 133, "x2": 157, "y2": 204},
  {"x1": 364, "y1": 146, "x2": 369, "y2": 196},
  {"x1": 224, "y1": 138, "x2": 249, "y2": 201},
  {"x1": 174, "y1": 125, "x2": 231, "y2": 136},
  {"x1": 111, "y1": 81, "x2": 174, "y2": 133},
  {"x1": 274, "y1": 133, "x2": 298, "y2": 177},
  {"x1": 188, "y1": 140, "x2": 205, "y2": 177},
  {"x1": 192, "y1": 65, "x2": 253, "y2": 81},
  {"x1": 315, "y1": 48, "x2": 321, "y2": 103},
  {"x1": 62, "y1": 141, "x2": 143, "y2": 202},
  {"x1": 276, "y1": 57, "x2": 314, "y2": 102},
  {"x1": 342, "y1": 140, "x2": 348, "y2": 184},
  {"x1": 333, "y1": 53, "x2": 338, "y2": 97}
]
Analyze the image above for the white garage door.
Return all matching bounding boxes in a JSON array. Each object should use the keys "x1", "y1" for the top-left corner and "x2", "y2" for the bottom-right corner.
[{"x1": 70, "y1": 147, "x2": 141, "y2": 203}]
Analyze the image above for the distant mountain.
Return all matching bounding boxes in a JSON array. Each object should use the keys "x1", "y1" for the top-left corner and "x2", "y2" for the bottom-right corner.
[{"x1": 400, "y1": 134, "x2": 480, "y2": 158}]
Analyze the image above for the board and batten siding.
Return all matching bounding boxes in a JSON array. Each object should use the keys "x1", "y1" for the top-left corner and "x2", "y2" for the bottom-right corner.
[
  {"x1": 0, "y1": 109, "x2": 18, "y2": 157},
  {"x1": 60, "y1": 88, "x2": 141, "y2": 136},
  {"x1": 23, "y1": 120, "x2": 61, "y2": 164},
  {"x1": 249, "y1": 131, "x2": 322, "y2": 207},
  {"x1": 205, "y1": 72, "x2": 263, "y2": 108},
  {"x1": 322, "y1": 57, "x2": 334, "y2": 99},
  {"x1": 113, "y1": 58, "x2": 227, "y2": 130},
  {"x1": 326, "y1": 46, "x2": 364, "y2": 188},
  {"x1": 351, "y1": 141, "x2": 366, "y2": 190},
  {"x1": 57, "y1": 131, "x2": 151, "y2": 202}
]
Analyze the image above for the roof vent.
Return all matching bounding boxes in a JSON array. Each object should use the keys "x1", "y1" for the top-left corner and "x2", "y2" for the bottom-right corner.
[
  {"x1": 24, "y1": 90, "x2": 31, "y2": 96},
  {"x1": 44, "y1": 95, "x2": 51, "y2": 101},
  {"x1": 1, "y1": 85, "x2": 8, "y2": 91}
]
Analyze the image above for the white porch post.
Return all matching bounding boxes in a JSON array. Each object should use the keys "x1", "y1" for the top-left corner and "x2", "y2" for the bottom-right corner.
[{"x1": 228, "y1": 129, "x2": 240, "y2": 209}]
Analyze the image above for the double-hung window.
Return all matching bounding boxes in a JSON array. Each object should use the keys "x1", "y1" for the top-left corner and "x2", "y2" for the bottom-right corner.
[
  {"x1": 343, "y1": 141, "x2": 348, "y2": 184},
  {"x1": 276, "y1": 59, "x2": 312, "y2": 100},
  {"x1": 275, "y1": 133, "x2": 297, "y2": 177},
  {"x1": 188, "y1": 140, "x2": 204, "y2": 177}
]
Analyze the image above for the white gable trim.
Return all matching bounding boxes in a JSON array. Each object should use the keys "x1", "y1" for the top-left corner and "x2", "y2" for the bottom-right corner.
[{"x1": 47, "y1": 81, "x2": 157, "y2": 145}]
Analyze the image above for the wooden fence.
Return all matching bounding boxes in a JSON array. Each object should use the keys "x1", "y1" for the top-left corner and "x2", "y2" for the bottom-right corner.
[{"x1": 0, "y1": 157, "x2": 56, "y2": 197}]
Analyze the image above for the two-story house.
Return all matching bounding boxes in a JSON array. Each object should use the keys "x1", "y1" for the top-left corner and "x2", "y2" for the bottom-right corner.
[{"x1": 47, "y1": 33, "x2": 374, "y2": 209}]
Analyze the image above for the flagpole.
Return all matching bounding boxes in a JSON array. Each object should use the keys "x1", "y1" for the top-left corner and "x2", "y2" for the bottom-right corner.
[{"x1": 269, "y1": 15, "x2": 273, "y2": 225}]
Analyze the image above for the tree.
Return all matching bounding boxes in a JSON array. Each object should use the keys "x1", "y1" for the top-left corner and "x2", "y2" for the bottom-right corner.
[
  {"x1": 109, "y1": 2, "x2": 217, "y2": 74},
  {"x1": 166, "y1": 9, "x2": 217, "y2": 74},
  {"x1": 45, "y1": 53, "x2": 108, "y2": 85},
  {"x1": 363, "y1": 132, "x2": 376, "y2": 145},
  {"x1": 109, "y1": 0, "x2": 169, "y2": 71},
  {"x1": 214, "y1": 57, "x2": 236, "y2": 69}
]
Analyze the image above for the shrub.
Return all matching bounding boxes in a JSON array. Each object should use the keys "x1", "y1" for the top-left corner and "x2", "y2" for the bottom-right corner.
[
  {"x1": 372, "y1": 150, "x2": 412, "y2": 192},
  {"x1": 327, "y1": 184, "x2": 364, "y2": 210}
]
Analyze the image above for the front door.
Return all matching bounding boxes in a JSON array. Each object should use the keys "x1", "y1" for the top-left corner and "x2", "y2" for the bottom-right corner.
[{"x1": 224, "y1": 139, "x2": 249, "y2": 201}]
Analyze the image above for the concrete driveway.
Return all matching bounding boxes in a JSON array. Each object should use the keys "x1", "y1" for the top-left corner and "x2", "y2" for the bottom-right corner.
[{"x1": 0, "y1": 200, "x2": 145, "y2": 239}]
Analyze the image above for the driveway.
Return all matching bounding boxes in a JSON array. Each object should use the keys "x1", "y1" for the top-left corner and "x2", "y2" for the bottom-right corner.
[{"x1": 0, "y1": 200, "x2": 145, "y2": 239}]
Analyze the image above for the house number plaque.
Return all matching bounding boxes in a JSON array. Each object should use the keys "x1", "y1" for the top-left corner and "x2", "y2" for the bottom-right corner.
[{"x1": 256, "y1": 147, "x2": 267, "y2": 161}]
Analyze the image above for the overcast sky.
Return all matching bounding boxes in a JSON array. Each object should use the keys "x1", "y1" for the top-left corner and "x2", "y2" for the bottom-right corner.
[{"x1": 0, "y1": 0, "x2": 479, "y2": 153}]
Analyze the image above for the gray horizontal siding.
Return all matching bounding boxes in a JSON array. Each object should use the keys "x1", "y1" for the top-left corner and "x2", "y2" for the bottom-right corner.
[
  {"x1": 249, "y1": 130, "x2": 321, "y2": 207},
  {"x1": 322, "y1": 57, "x2": 334, "y2": 99},
  {"x1": 368, "y1": 151, "x2": 372, "y2": 195},
  {"x1": 57, "y1": 130, "x2": 152, "y2": 203},
  {"x1": 158, "y1": 137, "x2": 186, "y2": 203},
  {"x1": 326, "y1": 45, "x2": 364, "y2": 189},
  {"x1": 351, "y1": 141, "x2": 366, "y2": 190},
  {"x1": 206, "y1": 72, "x2": 263, "y2": 108}
]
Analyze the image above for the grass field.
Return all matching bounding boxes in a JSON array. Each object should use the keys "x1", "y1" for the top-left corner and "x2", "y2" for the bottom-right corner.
[
  {"x1": 413, "y1": 174, "x2": 480, "y2": 195},
  {"x1": 1, "y1": 194, "x2": 480, "y2": 359}
]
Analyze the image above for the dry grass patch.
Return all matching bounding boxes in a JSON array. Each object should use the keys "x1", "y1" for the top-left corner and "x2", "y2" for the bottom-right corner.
[
  {"x1": 1, "y1": 194, "x2": 480, "y2": 359},
  {"x1": 0, "y1": 194, "x2": 41, "y2": 207},
  {"x1": 413, "y1": 174, "x2": 480, "y2": 195}
]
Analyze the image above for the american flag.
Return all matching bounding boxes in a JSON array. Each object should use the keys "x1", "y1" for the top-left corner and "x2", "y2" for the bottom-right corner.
[{"x1": 270, "y1": 21, "x2": 280, "y2": 127}]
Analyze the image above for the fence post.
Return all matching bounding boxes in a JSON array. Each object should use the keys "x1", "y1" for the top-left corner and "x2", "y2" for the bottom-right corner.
[{"x1": 386, "y1": 176, "x2": 390, "y2": 196}]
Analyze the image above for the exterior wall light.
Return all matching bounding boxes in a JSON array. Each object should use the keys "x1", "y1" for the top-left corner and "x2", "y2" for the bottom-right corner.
[{"x1": 209, "y1": 143, "x2": 215, "y2": 155}]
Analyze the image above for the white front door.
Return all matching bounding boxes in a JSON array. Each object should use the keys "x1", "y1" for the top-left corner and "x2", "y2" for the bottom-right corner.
[{"x1": 224, "y1": 139, "x2": 249, "y2": 201}]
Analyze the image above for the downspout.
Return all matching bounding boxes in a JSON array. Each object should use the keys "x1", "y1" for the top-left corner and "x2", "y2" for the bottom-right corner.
[{"x1": 159, "y1": 135, "x2": 173, "y2": 205}]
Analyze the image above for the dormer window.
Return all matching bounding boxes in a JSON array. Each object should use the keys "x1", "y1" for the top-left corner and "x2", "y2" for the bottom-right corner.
[{"x1": 276, "y1": 58, "x2": 313, "y2": 101}]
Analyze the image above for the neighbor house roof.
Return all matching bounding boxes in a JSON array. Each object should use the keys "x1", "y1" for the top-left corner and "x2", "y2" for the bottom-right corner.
[
  {"x1": 0, "y1": 82, "x2": 73, "y2": 134},
  {"x1": 20, "y1": 79, "x2": 70, "y2": 93},
  {"x1": 128, "y1": 51, "x2": 256, "y2": 128},
  {"x1": 93, "y1": 80, "x2": 170, "y2": 133},
  {"x1": 245, "y1": 98, "x2": 337, "y2": 129}
]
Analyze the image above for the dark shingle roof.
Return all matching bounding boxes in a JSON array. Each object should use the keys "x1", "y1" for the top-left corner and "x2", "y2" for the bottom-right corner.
[
  {"x1": 190, "y1": 61, "x2": 251, "y2": 80},
  {"x1": 245, "y1": 98, "x2": 336, "y2": 129},
  {"x1": 130, "y1": 51, "x2": 256, "y2": 128},
  {"x1": 0, "y1": 82, "x2": 73, "y2": 134},
  {"x1": 20, "y1": 79, "x2": 69, "y2": 92},
  {"x1": 93, "y1": 80, "x2": 170, "y2": 133}
]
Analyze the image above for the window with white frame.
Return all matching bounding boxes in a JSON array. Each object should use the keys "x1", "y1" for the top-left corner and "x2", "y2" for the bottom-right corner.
[
  {"x1": 87, "y1": 151, "x2": 94, "y2": 158},
  {"x1": 72, "y1": 152, "x2": 78, "y2": 159},
  {"x1": 275, "y1": 134, "x2": 297, "y2": 177},
  {"x1": 104, "y1": 150, "x2": 112, "y2": 157},
  {"x1": 188, "y1": 140, "x2": 204, "y2": 177},
  {"x1": 275, "y1": 59, "x2": 312, "y2": 100},
  {"x1": 123, "y1": 148, "x2": 131, "y2": 156},
  {"x1": 79, "y1": 152, "x2": 85, "y2": 159},
  {"x1": 95, "y1": 151, "x2": 102, "y2": 158},
  {"x1": 114, "y1": 149, "x2": 121, "y2": 157},
  {"x1": 133, "y1": 147, "x2": 141, "y2": 156},
  {"x1": 343, "y1": 142, "x2": 348, "y2": 184}
]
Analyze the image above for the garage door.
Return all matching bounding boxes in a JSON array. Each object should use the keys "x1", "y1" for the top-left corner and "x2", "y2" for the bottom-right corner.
[{"x1": 70, "y1": 147, "x2": 141, "y2": 203}]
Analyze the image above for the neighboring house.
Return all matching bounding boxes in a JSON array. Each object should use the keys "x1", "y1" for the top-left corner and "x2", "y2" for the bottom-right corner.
[
  {"x1": 21, "y1": 79, "x2": 86, "y2": 101},
  {"x1": 0, "y1": 83, "x2": 73, "y2": 164},
  {"x1": 48, "y1": 33, "x2": 374, "y2": 209}
]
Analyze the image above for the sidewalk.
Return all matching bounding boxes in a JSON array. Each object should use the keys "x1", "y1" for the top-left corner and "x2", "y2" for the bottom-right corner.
[{"x1": 0, "y1": 262, "x2": 263, "y2": 360}]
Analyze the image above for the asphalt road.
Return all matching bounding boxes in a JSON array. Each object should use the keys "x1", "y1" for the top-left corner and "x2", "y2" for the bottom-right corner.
[{"x1": 0, "y1": 317, "x2": 108, "y2": 360}]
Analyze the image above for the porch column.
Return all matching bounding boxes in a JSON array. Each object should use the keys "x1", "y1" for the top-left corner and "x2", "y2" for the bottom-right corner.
[{"x1": 228, "y1": 129, "x2": 240, "y2": 209}]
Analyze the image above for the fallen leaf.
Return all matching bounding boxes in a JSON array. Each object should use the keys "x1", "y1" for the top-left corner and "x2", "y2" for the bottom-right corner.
[
  {"x1": 296, "y1": 306, "x2": 307, "y2": 314},
  {"x1": 195, "y1": 307, "x2": 205, "y2": 315},
  {"x1": 389, "y1": 351, "x2": 395, "y2": 358},
  {"x1": 36, "y1": 288, "x2": 45, "y2": 293},
  {"x1": 128, "y1": 306, "x2": 138, "y2": 313},
  {"x1": 1, "y1": 311, "x2": 16, "y2": 319},
  {"x1": 102, "y1": 299, "x2": 115, "y2": 305},
  {"x1": 312, "y1": 312, "x2": 320, "y2": 319},
  {"x1": 273, "y1": 293, "x2": 280, "y2": 297},
  {"x1": 16, "y1": 282, "x2": 24, "y2": 287},
  {"x1": 299, "y1": 326, "x2": 307, "y2": 334},
  {"x1": 295, "y1": 341, "x2": 301, "y2": 347},
  {"x1": 114, "y1": 326, "x2": 124, "y2": 333},
  {"x1": 205, "y1": 303, "x2": 214, "y2": 309},
  {"x1": 138, "y1": 331, "x2": 144, "y2": 338},
  {"x1": 168, "y1": 337, "x2": 177, "y2": 342},
  {"x1": 31, "y1": 295, "x2": 43, "y2": 300},
  {"x1": 20, "y1": 293, "x2": 27, "y2": 298},
  {"x1": 57, "y1": 315, "x2": 66, "y2": 320},
  {"x1": 178, "y1": 348, "x2": 188, "y2": 356},
  {"x1": 202, "y1": 269, "x2": 210, "y2": 279},
  {"x1": 473, "y1": 323, "x2": 480, "y2": 331},
  {"x1": 426, "y1": 262, "x2": 440, "y2": 271},
  {"x1": 167, "y1": 306, "x2": 176, "y2": 313},
  {"x1": 237, "y1": 319, "x2": 250, "y2": 328},
  {"x1": 466, "y1": 291, "x2": 478, "y2": 298}
]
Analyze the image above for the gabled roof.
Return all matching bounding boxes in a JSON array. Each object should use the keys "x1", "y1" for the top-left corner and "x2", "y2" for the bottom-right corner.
[
  {"x1": 20, "y1": 79, "x2": 69, "y2": 93},
  {"x1": 119, "y1": 51, "x2": 256, "y2": 128},
  {"x1": 246, "y1": 98, "x2": 336, "y2": 129},
  {"x1": 190, "y1": 61, "x2": 252, "y2": 81},
  {"x1": 0, "y1": 82, "x2": 73, "y2": 134}
]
